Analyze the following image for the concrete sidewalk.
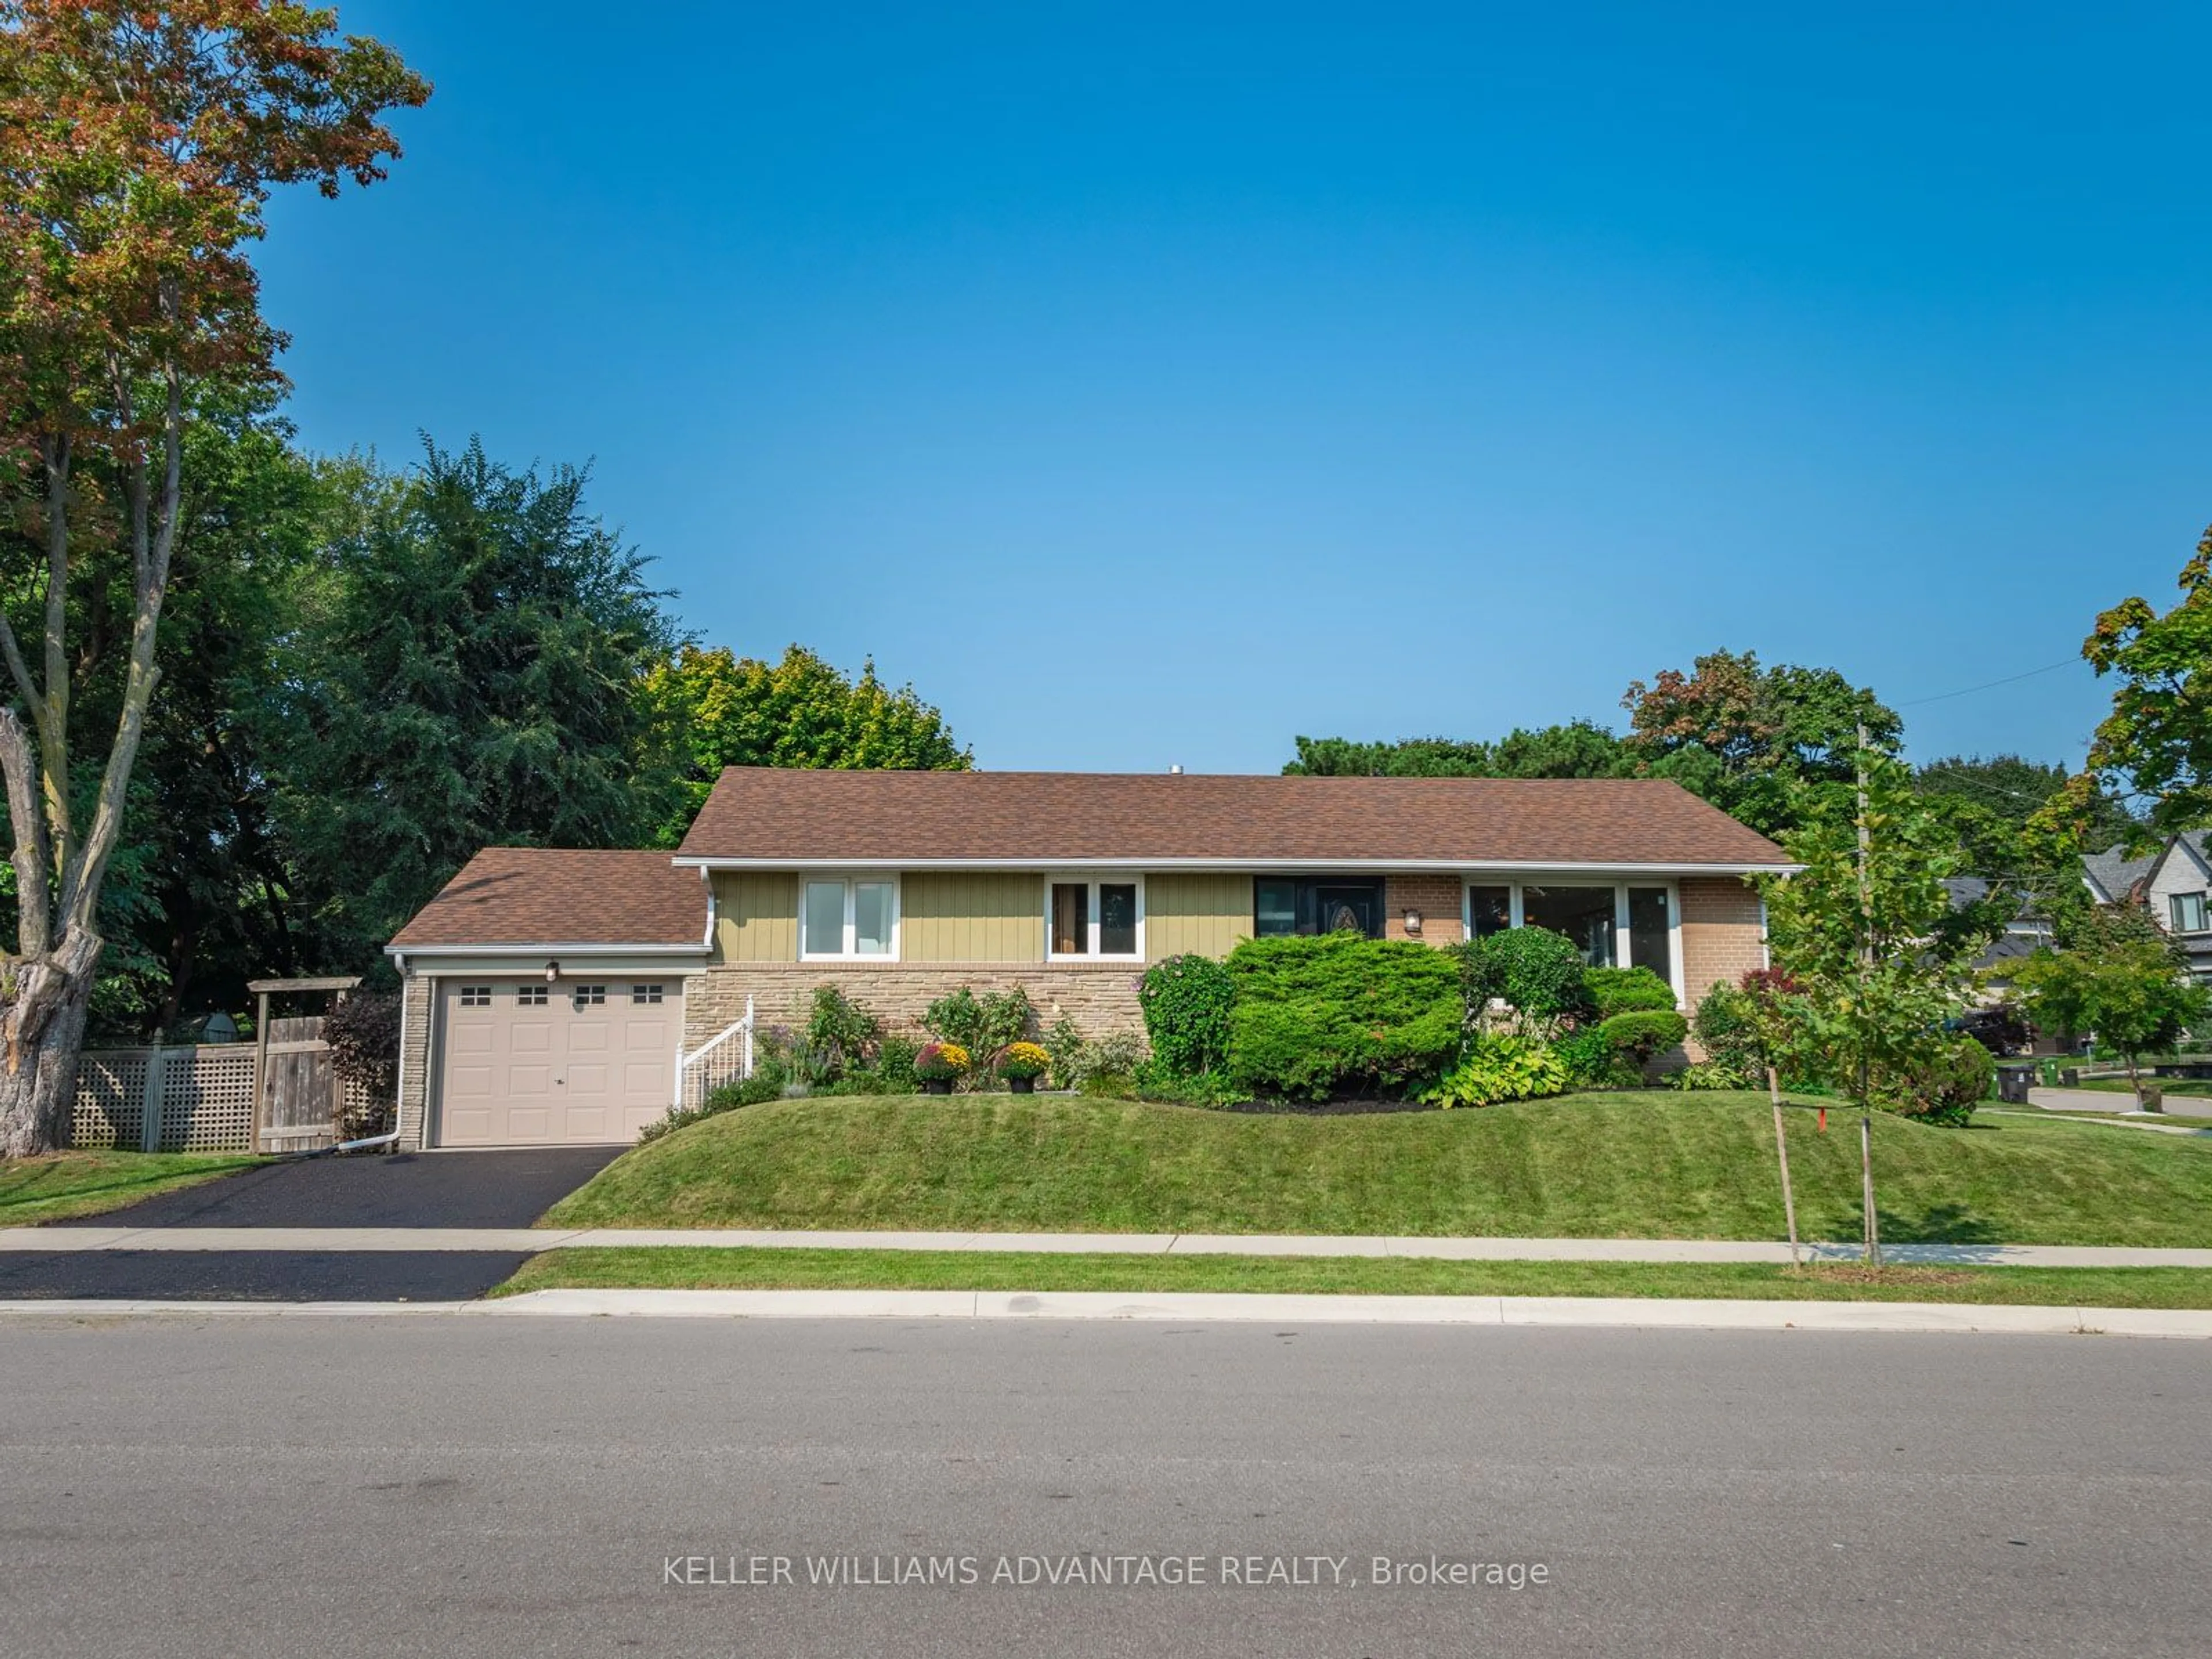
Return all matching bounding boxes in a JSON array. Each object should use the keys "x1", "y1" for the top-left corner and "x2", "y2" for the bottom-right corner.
[
  {"x1": 3, "y1": 1286, "x2": 2209, "y2": 1336},
  {"x1": 7, "y1": 1225, "x2": 2211, "y2": 1268}
]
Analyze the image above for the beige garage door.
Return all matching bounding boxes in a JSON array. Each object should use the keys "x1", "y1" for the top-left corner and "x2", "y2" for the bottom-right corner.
[{"x1": 436, "y1": 977, "x2": 682, "y2": 1146}]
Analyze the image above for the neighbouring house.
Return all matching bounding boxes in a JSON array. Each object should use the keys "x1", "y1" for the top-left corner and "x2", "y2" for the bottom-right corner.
[
  {"x1": 385, "y1": 769, "x2": 1791, "y2": 1148},
  {"x1": 2081, "y1": 831, "x2": 2212, "y2": 982}
]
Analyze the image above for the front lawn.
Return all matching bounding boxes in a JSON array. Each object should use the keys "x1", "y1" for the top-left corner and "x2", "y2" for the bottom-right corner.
[
  {"x1": 494, "y1": 1247, "x2": 2212, "y2": 1309},
  {"x1": 0, "y1": 1150, "x2": 262, "y2": 1225},
  {"x1": 541, "y1": 1090, "x2": 2212, "y2": 1246}
]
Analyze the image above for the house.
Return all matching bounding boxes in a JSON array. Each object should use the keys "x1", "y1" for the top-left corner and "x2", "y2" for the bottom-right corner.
[
  {"x1": 385, "y1": 769, "x2": 1791, "y2": 1148},
  {"x1": 2081, "y1": 831, "x2": 2212, "y2": 982}
]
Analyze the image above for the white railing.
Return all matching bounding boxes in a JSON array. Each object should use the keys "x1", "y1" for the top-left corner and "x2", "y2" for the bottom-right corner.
[{"x1": 674, "y1": 997, "x2": 755, "y2": 1108}]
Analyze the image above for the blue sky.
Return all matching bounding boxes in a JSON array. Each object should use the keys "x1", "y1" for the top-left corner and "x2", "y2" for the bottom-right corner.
[{"x1": 257, "y1": 2, "x2": 2212, "y2": 773}]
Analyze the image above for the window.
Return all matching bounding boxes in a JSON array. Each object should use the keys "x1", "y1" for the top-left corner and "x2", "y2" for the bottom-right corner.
[
  {"x1": 2172, "y1": 892, "x2": 2210, "y2": 934},
  {"x1": 1251, "y1": 877, "x2": 1387, "y2": 939},
  {"x1": 516, "y1": 984, "x2": 548, "y2": 1006},
  {"x1": 801, "y1": 878, "x2": 899, "y2": 959},
  {"x1": 1468, "y1": 885, "x2": 1511, "y2": 941},
  {"x1": 459, "y1": 984, "x2": 491, "y2": 1007},
  {"x1": 1465, "y1": 880, "x2": 1681, "y2": 990},
  {"x1": 1521, "y1": 885, "x2": 1616, "y2": 967},
  {"x1": 631, "y1": 983, "x2": 665, "y2": 1005},
  {"x1": 572, "y1": 984, "x2": 606, "y2": 1007},
  {"x1": 1047, "y1": 878, "x2": 1143, "y2": 959}
]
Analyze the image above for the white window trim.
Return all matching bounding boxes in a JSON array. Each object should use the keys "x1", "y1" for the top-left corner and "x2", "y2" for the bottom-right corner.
[
  {"x1": 1043, "y1": 874, "x2": 1147, "y2": 963},
  {"x1": 1461, "y1": 877, "x2": 1684, "y2": 1006},
  {"x1": 798, "y1": 873, "x2": 903, "y2": 961}
]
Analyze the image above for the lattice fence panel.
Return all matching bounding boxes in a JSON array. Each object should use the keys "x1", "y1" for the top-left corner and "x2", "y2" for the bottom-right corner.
[
  {"x1": 157, "y1": 1047, "x2": 257, "y2": 1153},
  {"x1": 70, "y1": 1051, "x2": 149, "y2": 1150}
]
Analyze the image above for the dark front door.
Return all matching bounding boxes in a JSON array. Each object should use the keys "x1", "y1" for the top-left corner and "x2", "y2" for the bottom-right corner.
[{"x1": 1311, "y1": 884, "x2": 1382, "y2": 937}]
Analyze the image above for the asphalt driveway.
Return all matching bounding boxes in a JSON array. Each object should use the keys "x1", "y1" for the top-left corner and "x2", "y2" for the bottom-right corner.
[{"x1": 3, "y1": 1146, "x2": 626, "y2": 1302}]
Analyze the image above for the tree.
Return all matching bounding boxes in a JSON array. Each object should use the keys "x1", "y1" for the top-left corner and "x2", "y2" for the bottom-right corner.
[
  {"x1": 1622, "y1": 649, "x2": 1902, "y2": 837},
  {"x1": 643, "y1": 643, "x2": 971, "y2": 844},
  {"x1": 2011, "y1": 906, "x2": 2210, "y2": 1105},
  {"x1": 0, "y1": 2, "x2": 427, "y2": 1155},
  {"x1": 1758, "y1": 740, "x2": 2006, "y2": 1263},
  {"x1": 1914, "y1": 753, "x2": 2134, "y2": 880},
  {"x1": 1282, "y1": 721, "x2": 1630, "y2": 779},
  {"x1": 2077, "y1": 526, "x2": 2212, "y2": 841},
  {"x1": 268, "y1": 438, "x2": 680, "y2": 960}
]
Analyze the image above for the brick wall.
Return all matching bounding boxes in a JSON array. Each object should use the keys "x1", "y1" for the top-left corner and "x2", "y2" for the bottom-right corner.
[
  {"x1": 684, "y1": 962, "x2": 1149, "y2": 1052},
  {"x1": 394, "y1": 971, "x2": 434, "y2": 1152},
  {"x1": 1384, "y1": 873, "x2": 1465, "y2": 946},
  {"x1": 1679, "y1": 875, "x2": 1766, "y2": 1012}
]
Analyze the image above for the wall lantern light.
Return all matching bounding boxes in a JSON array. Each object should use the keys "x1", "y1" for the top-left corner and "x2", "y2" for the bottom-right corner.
[
  {"x1": 544, "y1": 960, "x2": 561, "y2": 983},
  {"x1": 1403, "y1": 910, "x2": 1422, "y2": 937}
]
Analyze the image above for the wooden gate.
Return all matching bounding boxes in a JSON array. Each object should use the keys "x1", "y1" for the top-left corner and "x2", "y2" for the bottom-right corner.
[{"x1": 255, "y1": 1014, "x2": 340, "y2": 1152}]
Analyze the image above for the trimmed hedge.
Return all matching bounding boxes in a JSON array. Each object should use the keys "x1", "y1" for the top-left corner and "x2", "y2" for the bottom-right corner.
[
  {"x1": 1584, "y1": 966, "x2": 1676, "y2": 1018},
  {"x1": 1599, "y1": 1009, "x2": 1689, "y2": 1067},
  {"x1": 1457, "y1": 926, "x2": 1591, "y2": 1018},
  {"x1": 1225, "y1": 934, "x2": 1462, "y2": 1100}
]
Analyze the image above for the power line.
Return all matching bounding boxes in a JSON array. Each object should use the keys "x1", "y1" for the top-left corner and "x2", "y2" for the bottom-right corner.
[{"x1": 1896, "y1": 657, "x2": 2083, "y2": 709}]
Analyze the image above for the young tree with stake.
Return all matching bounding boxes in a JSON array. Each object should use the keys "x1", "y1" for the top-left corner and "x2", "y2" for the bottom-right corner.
[
  {"x1": 1757, "y1": 733, "x2": 2006, "y2": 1265},
  {"x1": 0, "y1": 3, "x2": 427, "y2": 1155}
]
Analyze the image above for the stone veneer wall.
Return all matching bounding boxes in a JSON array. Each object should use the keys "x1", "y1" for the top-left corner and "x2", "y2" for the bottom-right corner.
[
  {"x1": 395, "y1": 971, "x2": 435, "y2": 1152},
  {"x1": 683, "y1": 962, "x2": 1148, "y2": 1051}
]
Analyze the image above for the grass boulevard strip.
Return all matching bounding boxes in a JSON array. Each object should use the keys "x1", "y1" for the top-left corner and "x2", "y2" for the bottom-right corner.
[{"x1": 489, "y1": 1247, "x2": 2212, "y2": 1309}]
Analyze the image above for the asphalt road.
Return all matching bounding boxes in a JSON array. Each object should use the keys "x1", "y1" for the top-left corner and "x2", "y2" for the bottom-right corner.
[
  {"x1": 2, "y1": 1147, "x2": 620, "y2": 1300},
  {"x1": 2, "y1": 1316, "x2": 2206, "y2": 1658}
]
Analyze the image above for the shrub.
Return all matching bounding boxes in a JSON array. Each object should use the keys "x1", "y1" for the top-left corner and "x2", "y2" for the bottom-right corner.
[
  {"x1": 1584, "y1": 965, "x2": 1676, "y2": 1018},
  {"x1": 1225, "y1": 934, "x2": 1462, "y2": 1100},
  {"x1": 323, "y1": 991, "x2": 401, "y2": 1137},
  {"x1": 914, "y1": 1041, "x2": 969, "y2": 1081},
  {"x1": 804, "y1": 984, "x2": 880, "y2": 1080},
  {"x1": 1599, "y1": 1009, "x2": 1689, "y2": 1070},
  {"x1": 1422, "y1": 1031, "x2": 1568, "y2": 1108},
  {"x1": 1138, "y1": 953, "x2": 1236, "y2": 1077},
  {"x1": 923, "y1": 986, "x2": 1034, "y2": 1073},
  {"x1": 869, "y1": 1036, "x2": 920, "y2": 1093},
  {"x1": 637, "y1": 1074, "x2": 780, "y2": 1145},
  {"x1": 1665, "y1": 1060, "x2": 1751, "y2": 1091},
  {"x1": 999, "y1": 1040, "x2": 1051, "y2": 1080},
  {"x1": 1870, "y1": 1033, "x2": 1994, "y2": 1127},
  {"x1": 1131, "y1": 1065, "x2": 1246, "y2": 1106},
  {"x1": 1071, "y1": 1029, "x2": 1148, "y2": 1096},
  {"x1": 1042, "y1": 1015, "x2": 1086, "y2": 1090},
  {"x1": 1458, "y1": 927, "x2": 1591, "y2": 1019},
  {"x1": 1551, "y1": 1024, "x2": 1619, "y2": 1088}
]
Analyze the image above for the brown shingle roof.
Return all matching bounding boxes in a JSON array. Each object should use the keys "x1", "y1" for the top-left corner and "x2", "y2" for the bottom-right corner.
[
  {"x1": 675, "y1": 769, "x2": 1790, "y2": 869},
  {"x1": 388, "y1": 849, "x2": 707, "y2": 949}
]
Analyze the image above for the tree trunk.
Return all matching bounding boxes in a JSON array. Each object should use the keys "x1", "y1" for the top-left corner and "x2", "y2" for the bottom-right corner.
[{"x1": 0, "y1": 930, "x2": 102, "y2": 1158}]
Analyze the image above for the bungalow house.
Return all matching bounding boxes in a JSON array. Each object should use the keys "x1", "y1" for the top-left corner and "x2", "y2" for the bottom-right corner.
[{"x1": 385, "y1": 768, "x2": 1790, "y2": 1149}]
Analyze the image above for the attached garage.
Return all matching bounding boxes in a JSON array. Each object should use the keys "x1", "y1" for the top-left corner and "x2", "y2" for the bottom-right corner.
[
  {"x1": 388, "y1": 849, "x2": 713, "y2": 1150},
  {"x1": 436, "y1": 976, "x2": 683, "y2": 1146}
]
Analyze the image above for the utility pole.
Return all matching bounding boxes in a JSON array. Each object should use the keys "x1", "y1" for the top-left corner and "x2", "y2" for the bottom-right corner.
[{"x1": 1855, "y1": 722, "x2": 1883, "y2": 1268}]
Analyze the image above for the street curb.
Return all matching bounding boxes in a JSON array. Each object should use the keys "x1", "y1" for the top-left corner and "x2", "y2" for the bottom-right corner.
[{"x1": 3, "y1": 1289, "x2": 2209, "y2": 1337}]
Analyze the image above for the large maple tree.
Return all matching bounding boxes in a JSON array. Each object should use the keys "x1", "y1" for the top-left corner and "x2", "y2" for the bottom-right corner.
[{"x1": 0, "y1": 2, "x2": 427, "y2": 1154}]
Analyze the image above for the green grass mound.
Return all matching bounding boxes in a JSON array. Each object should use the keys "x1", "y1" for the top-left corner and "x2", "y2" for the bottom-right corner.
[{"x1": 543, "y1": 1091, "x2": 2212, "y2": 1247}]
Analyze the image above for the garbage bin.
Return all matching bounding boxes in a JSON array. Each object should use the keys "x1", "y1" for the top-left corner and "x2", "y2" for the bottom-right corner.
[
  {"x1": 2142, "y1": 1086, "x2": 2164, "y2": 1113},
  {"x1": 1997, "y1": 1067, "x2": 2032, "y2": 1105},
  {"x1": 2060, "y1": 1067, "x2": 2080, "y2": 1088}
]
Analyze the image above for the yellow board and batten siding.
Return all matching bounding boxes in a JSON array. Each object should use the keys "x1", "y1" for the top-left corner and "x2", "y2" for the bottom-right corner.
[
  {"x1": 709, "y1": 870, "x2": 1257, "y2": 965},
  {"x1": 901, "y1": 873, "x2": 1045, "y2": 962},
  {"x1": 711, "y1": 872, "x2": 798, "y2": 962},
  {"x1": 1143, "y1": 873, "x2": 1252, "y2": 960}
]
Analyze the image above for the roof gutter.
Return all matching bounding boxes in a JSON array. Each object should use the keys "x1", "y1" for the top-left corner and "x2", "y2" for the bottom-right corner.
[
  {"x1": 669, "y1": 855, "x2": 1802, "y2": 877},
  {"x1": 381, "y1": 942, "x2": 713, "y2": 959}
]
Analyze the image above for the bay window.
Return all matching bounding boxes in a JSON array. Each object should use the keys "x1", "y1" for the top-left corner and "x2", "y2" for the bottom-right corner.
[{"x1": 801, "y1": 877, "x2": 899, "y2": 959}]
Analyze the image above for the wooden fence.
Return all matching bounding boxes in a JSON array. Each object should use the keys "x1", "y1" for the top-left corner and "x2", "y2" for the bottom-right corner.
[{"x1": 69, "y1": 1021, "x2": 374, "y2": 1154}]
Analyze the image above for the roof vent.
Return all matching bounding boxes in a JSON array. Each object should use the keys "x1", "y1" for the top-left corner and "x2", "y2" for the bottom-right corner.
[{"x1": 1169, "y1": 764, "x2": 1184, "y2": 775}]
